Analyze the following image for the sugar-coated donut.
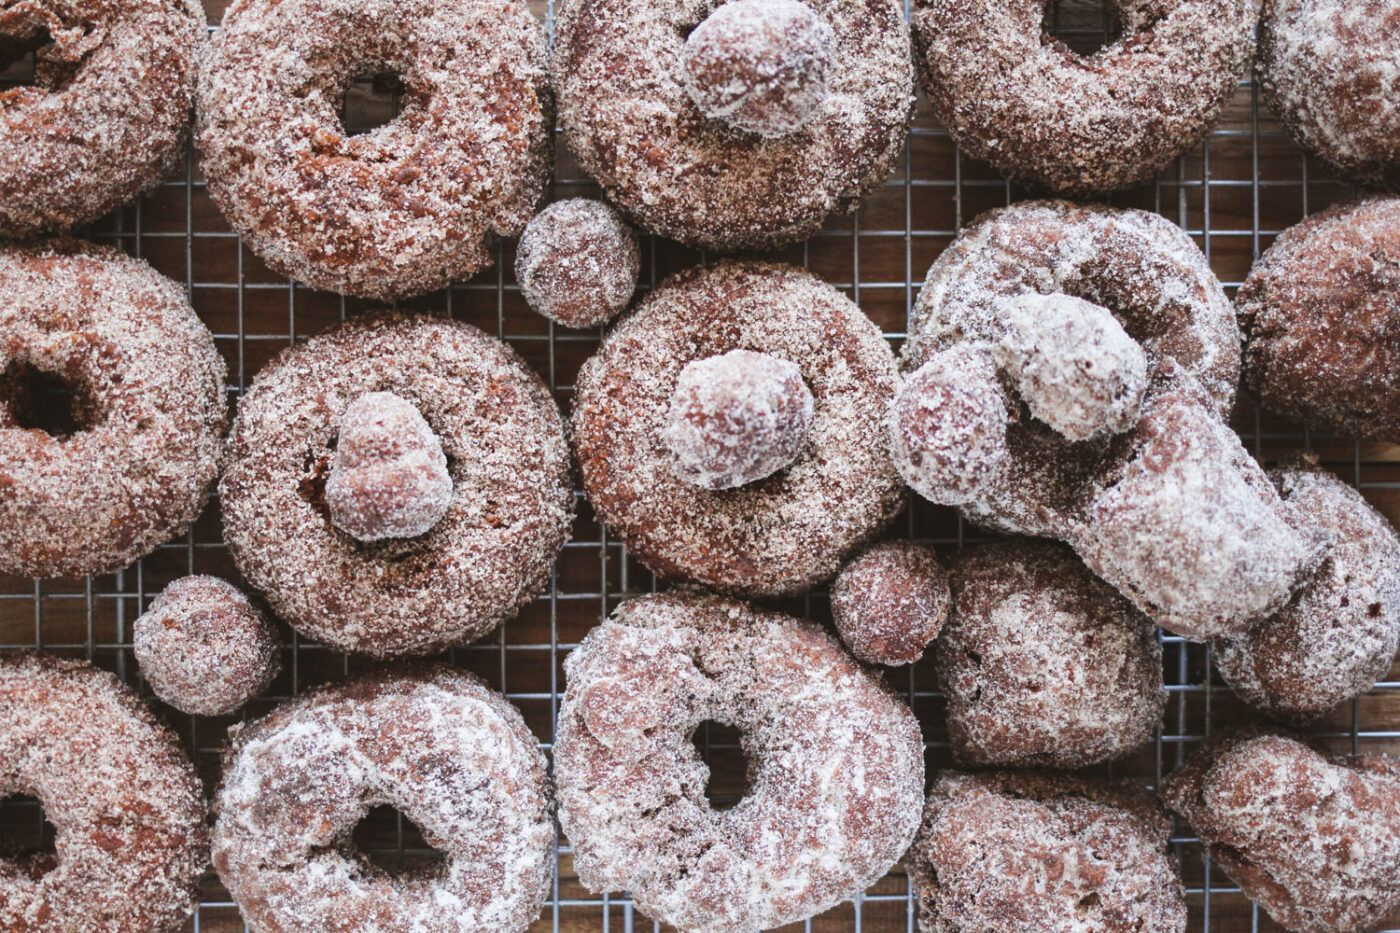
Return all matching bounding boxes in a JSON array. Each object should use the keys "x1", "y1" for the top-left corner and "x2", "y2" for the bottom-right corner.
[
  {"x1": 0, "y1": 240, "x2": 227, "y2": 579},
  {"x1": 910, "y1": 770, "x2": 1187, "y2": 932},
  {"x1": 555, "y1": 591, "x2": 924, "y2": 933},
  {"x1": 0, "y1": 654, "x2": 208, "y2": 932},
  {"x1": 552, "y1": 0, "x2": 915, "y2": 250},
  {"x1": 220, "y1": 314, "x2": 573, "y2": 658},
  {"x1": 830, "y1": 540, "x2": 949, "y2": 667},
  {"x1": 514, "y1": 199, "x2": 639, "y2": 329},
  {"x1": 133, "y1": 576, "x2": 282, "y2": 717},
  {"x1": 910, "y1": 0, "x2": 1257, "y2": 194},
  {"x1": 1238, "y1": 197, "x2": 1400, "y2": 441},
  {"x1": 211, "y1": 666, "x2": 553, "y2": 933},
  {"x1": 198, "y1": 0, "x2": 551, "y2": 300},
  {"x1": 1163, "y1": 730, "x2": 1400, "y2": 933},
  {"x1": 1216, "y1": 459, "x2": 1400, "y2": 723},
  {"x1": 939, "y1": 540, "x2": 1164, "y2": 769},
  {"x1": 0, "y1": 0, "x2": 204, "y2": 235},
  {"x1": 572, "y1": 261, "x2": 904, "y2": 597},
  {"x1": 1258, "y1": 0, "x2": 1400, "y2": 189}
]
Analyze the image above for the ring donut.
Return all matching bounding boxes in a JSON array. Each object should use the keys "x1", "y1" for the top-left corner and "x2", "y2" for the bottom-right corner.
[
  {"x1": 197, "y1": 0, "x2": 551, "y2": 299},
  {"x1": 211, "y1": 667, "x2": 553, "y2": 932},
  {"x1": 0, "y1": 240, "x2": 227, "y2": 579}
]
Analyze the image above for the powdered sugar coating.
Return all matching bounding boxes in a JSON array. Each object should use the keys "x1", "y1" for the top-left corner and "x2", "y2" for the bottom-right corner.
[
  {"x1": 325, "y1": 392, "x2": 453, "y2": 542},
  {"x1": 1162, "y1": 730, "x2": 1400, "y2": 933},
  {"x1": 910, "y1": 770, "x2": 1187, "y2": 933},
  {"x1": 938, "y1": 540, "x2": 1164, "y2": 769},
  {"x1": 552, "y1": 0, "x2": 914, "y2": 250},
  {"x1": 1216, "y1": 459, "x2": 1400, "y2": 723},
  {"x1": 572, "y1": 261, "x2": 905, "y2": 597},
  {"x1": 0, "y1": 0, "x2": 203, "y2": 235},
  {"x1": 0, "y1": 653, "x2": 208, "y2": 932},
  {"x1": 682, "y1": 0, "x2": 835, "y2": 138},
  {"x1": 211, "y1": 666, "x2": 553, "y2": 933},
  {"x1": 555, "y1": 590, "x2": 925, "y2": 932},
  {"x1": 994, "y1": 293, "x2": 1149, "y2": 443},
  {"x1": 1238, "y1": 197, "x2": 1400, "y2": 441},
  {"x1": 911, "y1": 0, "x2": 1257, "y2": 194},
  {"x1": 830, "y1": 540, "x2": 949, "y2": 666},
  {"x1": 664, "y1": 349, "x2": 815, "y2": 490},
  {"x1": 1258, "y1": 0, "x2": 1400, "y2": 189},
  {"x1": 514, "y1": 199, "x2": 639, "y2": 329},
  {"x1": 220, "y1": 314, "x2": 573, "y2": 658},
  {"x1": 197, "y1": 0, "x2": 551, "y2": 300},
  {"x1": 0, "y1": 239, "x2": 227, "y2": 579},
  {"x1": 134, "y1": 576, "x2": 281, "y2": 717}
]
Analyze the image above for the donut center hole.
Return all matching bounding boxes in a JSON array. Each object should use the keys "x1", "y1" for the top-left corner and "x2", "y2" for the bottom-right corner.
[
  {"x1": 0, "y1": 362, "x2": 92, "y2": 437},
  {"x1": 350, "y1": 804, "x2": 447, "y2": 878},
  {"x1": 1041, "y1": 0, "x2": 1124, "y2": 56},
  {"x1": 0, "y1": 28, "x2": 49, "y2": 88},
  {"x1": 0, "y1": 794, "x2": 58, "y2": 875},
  {"x1": 341, "y1": 70, "x2": 408, "y2": 136},
  {"x1": 692, "y1": 720, "x2": 752, "y2": 811}
]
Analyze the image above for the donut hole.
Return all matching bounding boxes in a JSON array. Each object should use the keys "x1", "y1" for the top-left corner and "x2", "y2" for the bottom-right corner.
[
  {"x1": 0, "y1": 361, "x2": 94, "y2": 437},
  {"x1": 0, "y1": 27, "x2": 48, "y2": 88},
  {"x1": 1041, "y1": 0, "x2": 1124, "y2": 56},
  {"x1": 692, "y1": 720, "x2": 753, "y2": 810},
  {"x1": 349, "y1": 804, "x2": 447, "y2": 878},
  {"x1": 341, "y1": 70, "x2": 408, "y2": 136},
  {"x1": 0, "y1": 793, "x2": 58, "y2": 874}
]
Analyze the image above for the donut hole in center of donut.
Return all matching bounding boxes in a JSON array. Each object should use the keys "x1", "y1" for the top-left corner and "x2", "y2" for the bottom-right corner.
[
  {"x1": 0, "y1": 23, "x2": 92, "y2": 92},
  {"x1": 0, "y1": 793, "x2": 58, "y2": 875},
  {"x1": 0, "y1": 361, "x2": 94, "y2": 438},
  {"x1": 0, "y1": 27, "x2": 49, "y2": 89},
  {"x1": 348, "y1": 804, "x2": 447, "y2": 879},
  {"x1": 692, "y1": 720, "x2": 753, "y2": 811},
  {"x1": 1040, "y1": 0, "x2": 1125, "y2": 56},
  {"x1": 341, "y1": 70, "x2": 409, "y2": 137}
]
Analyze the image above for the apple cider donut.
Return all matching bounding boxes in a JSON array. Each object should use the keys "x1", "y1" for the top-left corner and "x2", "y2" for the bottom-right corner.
[
  {"x1": 911, "y1": 0, "x2": 1257, "y2": 194},
  {"x1": 571, "y1": 260, "x2": 904, "y2": 597},
  {"x1": 197, "y1": 0, "x2": 551, "y2": 300},
  {"x1": 0, "y1": 0, "x2": 204, "y2": 235},
  {"x1": 552, "y1": 0, "x2": 915, "y2": 250},
  {"x1": 554, "y1": 591, "x2": 925, "y2": 932},
  {"x1": 211, "y1": 667, "x2": 553, "y2": 933},
  {"x1": 220, "y1": 314, "x2": 573, "y2": 658}
]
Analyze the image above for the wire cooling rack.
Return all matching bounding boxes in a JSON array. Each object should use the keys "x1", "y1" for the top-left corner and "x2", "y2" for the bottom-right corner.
[{"x1": 2, "y1": 1, "x2": 1399, "y2": 930}]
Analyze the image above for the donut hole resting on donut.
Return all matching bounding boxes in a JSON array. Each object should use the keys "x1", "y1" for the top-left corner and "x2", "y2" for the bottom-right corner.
[
  {"x1": 692, "y1": 720, "x2": 753, "y2": 811},
  {"x1": 0, "y1": 793, "x2": 57, "y2": 873},
  {"x1": 0, "y1": 360, "x2": 95, "y2": 438},
  {"x1": 341, "y1": 69, "x2": 409, "y2": 136},
  {"x1": 348, "y1": 803, "x2": 449, "y2": 878}
]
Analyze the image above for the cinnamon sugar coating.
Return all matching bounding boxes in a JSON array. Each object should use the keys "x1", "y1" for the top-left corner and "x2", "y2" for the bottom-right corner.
[
  {"x1": 910, "y1": 770, "x2": 1187, "y2": 932},
  {"x1": 514, "y1": 199, "x2": 639, "y2": 329},
  {"x1": 552, "y1": 0, "x2": 914, "y2": 250},
  {"x1": 1162, "y1": 730, "x2": 1400, "y2": 933},
  {"x1": 911, "y1": 0, "x2": 1257, "y2": 194},
  {"x1": 1216, "y1": 459, "x2": 1400, "y2": 723},
  {"x1": 198, "y1": 0, "x2": 551, "y2": 300},
  {"x1": 0, "y1": 240, "x2": 227, "y2": 579},
  {"x1": 1258, "y1": 0, "x2": 1400, "y2": 190},
  {"x1": 212, "y1": 666, "x2": 553, "y2": 933},
  {"x1": 555, "y1": 590, "x2": 925, "y2": 932},
  {"x1": 0, "y1": 0, "x2": 204, "y2": 235},
  {"x1": 572, "y1": 261, "x2": 905, "y2": 597},
  {"x1": 133, "y1": 576, "x2": 282, "y2": 717},
  {"x1": 0, "y1": 653, "x2": 208, "y2": 932},
  {"x1": 938, "y1": 540, "x2": 1164, "y2": 769},
  {"x1": 830, "y1": 540, "x2": 948, "y2": 667},
  {"x1": 220, "y1": 314, "x2": 573, "y2": 658},
  {"x1": 1239, "y1": 197, "x2": 1400, "y2": 441}
]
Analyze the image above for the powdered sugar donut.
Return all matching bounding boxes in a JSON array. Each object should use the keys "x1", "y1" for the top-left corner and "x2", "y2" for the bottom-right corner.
[
  {"x1": 0, "y1": 240, "x2": 227, "y2": 579},
  {"x1": 198, "y1": 0, "x2": 551, "y2": 300},
  {"x1": 212, "y1": 667, "x2": 553, "y2": 932},
  {"x1": 0, "y1": 0, "x2": 203, "y2": 235},
  {"x1": 1238, "y1": 197, "x2": 1400, "y2": 441},
  {"x1": 220, "y1": 314, "x2": 573, "y2": 657},
  {"x1": 938, "y1": 540, "x2": 1164, "y2": 769},
  {"x1": 555, "y1": 591, "x2": 924, "y2": 932},
  {"x1": 1216, "y1": 459, "x2": 1400, "y2": 723},
  {"x1": 910, "y1": 770, "x2": 1187, "y2": 932},
  {"x1": 0, "y1": 653, "x2": 207, "y2": 932},
  {"x1": 572, "y1": 261, "x2": 904, "y2": 597},
  {"x1": 1162, "y1": 730, "x2": 1400, "y2": 933},
  {"x1": 830, "y1": 540, "x2": 949, "y2": 667},
  {"x1": 552, "y1": 0, "x2": 915, "y2": 250},
  {"x1": 514, "y1": 199, "x2": 639, "y2": 329},
  {"x1": 133, "y1": 576, "x2": 282, "y2": 717},
  {"x1": 911, "y1": 0, "x2": 1257, "y2": 194},
  {"x1": 1258, "y1": 0, "x2": 1400, "y2": 189}
]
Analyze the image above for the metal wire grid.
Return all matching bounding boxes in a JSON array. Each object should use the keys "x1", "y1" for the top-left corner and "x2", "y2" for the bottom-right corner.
[{"x1": 3, "y1": 1, "x2": 1400, "y2": 930}]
